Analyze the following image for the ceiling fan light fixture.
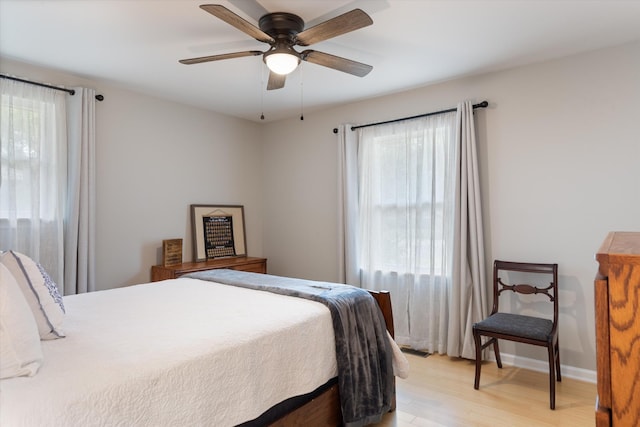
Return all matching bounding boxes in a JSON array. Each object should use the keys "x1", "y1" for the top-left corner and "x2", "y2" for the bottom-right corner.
[{"x1": 264, "y1": 46, "x2": 300, "y2": 75}]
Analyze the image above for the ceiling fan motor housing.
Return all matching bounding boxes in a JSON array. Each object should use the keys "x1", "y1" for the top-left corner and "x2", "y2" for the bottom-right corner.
[{"x1": 259, "y1": 12, "x2": 305, "y2": 41}]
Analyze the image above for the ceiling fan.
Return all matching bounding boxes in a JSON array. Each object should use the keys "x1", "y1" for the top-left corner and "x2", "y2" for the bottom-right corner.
[{"x1": 179, "y1": 4, "x2": 373, "y2": 90}]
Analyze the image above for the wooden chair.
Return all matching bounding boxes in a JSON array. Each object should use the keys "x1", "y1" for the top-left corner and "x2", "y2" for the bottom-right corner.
[{"x1": 473, "y1": 260, "x2": 561, "y2": 409}]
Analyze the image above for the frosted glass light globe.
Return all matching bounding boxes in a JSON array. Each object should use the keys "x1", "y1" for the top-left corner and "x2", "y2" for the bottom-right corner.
[{"x1": 265, "y1": 53, "x2": 299, "y2": 75}]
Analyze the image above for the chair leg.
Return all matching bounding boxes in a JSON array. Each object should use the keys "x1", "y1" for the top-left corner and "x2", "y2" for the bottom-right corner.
[
  {"x1": 492, "y1": 339, "x2": 502, "y2": 369},
  {"x1": 473, "y1": 330, "x2": 482, "y2": 389},
  {"x1": 555, "y1": 340, "x2": 562, "y2": 382},
  {"x1": 548, "y1": 344, "x2": 556, "y2": 410}
]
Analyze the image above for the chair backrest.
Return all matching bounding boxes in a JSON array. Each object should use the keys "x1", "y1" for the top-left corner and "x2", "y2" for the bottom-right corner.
[{"x1": 492, "y1": 260, "x2": 559, "y2": 326}]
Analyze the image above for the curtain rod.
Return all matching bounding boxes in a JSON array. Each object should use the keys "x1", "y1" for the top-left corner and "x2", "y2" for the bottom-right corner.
[
  {"x1": 0, "y1": 74, "x2": 104, "y2": 101},
  {"x1": 332, "y1": 100, "x2": 488, "y2": 133}
]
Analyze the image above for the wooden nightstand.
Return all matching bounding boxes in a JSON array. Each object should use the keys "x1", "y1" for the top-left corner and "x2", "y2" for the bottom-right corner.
[{"x1": 151, "y1": 257, "x2": 267, "y2": 282}]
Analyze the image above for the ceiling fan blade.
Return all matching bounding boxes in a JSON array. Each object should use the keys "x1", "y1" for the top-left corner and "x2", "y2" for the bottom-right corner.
[
  {"x1": 179, "y1": 50, "x2": 262, "y2": 65},
  {"x1": 296, "y1": 9, "x2": 372, "y2": 46},
  {"x1": 267, "y1": 71, "x2": 286, "y2": 90},
  {"x1": 301, "y1": 50, "x2": 372, "y2": 77},
  {"x1": 200, "y1": 4, "x2": 274, "y2": 44}
]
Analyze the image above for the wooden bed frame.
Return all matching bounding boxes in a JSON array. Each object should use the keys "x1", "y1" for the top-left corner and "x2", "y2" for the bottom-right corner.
[{"x1": 269, "y1": 289, "x2": 396, "y2": 427}]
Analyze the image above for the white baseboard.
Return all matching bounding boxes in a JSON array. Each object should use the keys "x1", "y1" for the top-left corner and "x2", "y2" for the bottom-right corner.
[{"x1": 489, "y1": 353, "x2": 597, "y2": 384}]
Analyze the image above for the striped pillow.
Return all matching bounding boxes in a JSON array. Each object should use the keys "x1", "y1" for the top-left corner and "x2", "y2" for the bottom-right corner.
[{"x1": 1, "y1": 251, "x2": 65, "y2": 340}]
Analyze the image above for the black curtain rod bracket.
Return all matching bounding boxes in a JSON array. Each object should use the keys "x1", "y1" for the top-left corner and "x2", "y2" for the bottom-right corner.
[
  {"x1": 1, "y1": 74, "x2": 104, "y2": 101},
  {"x1": 332, "y1": 100, "x2": 488, "y2": 133}
]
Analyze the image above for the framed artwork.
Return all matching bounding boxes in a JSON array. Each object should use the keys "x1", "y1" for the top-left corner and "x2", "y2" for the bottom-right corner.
[
  {"x1": 162, "y1": 238, "x2": 183, "y2": 266},
  {"x1": 190, "y1": 204, "x2": 247, "y2": 262}
]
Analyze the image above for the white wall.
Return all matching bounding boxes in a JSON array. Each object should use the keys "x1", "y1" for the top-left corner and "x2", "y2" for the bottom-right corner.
[
  {"x1": 261, "y1": 41, "x2": 640, "y2": 371},
  {"x1": 1, "y1": 59, "x2": 264, "y2": 291},
  {"x1": 95, "y1": 87, "x2": 264, "y2": 290}
]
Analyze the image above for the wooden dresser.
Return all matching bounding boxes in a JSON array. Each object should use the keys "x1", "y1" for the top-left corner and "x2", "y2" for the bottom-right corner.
[
  {"x1": 594, "y1": 232, "x2": 640, "y2": 426},
  {"x1": 151, "y1": 256, "x2": 267, "y2": 282}
]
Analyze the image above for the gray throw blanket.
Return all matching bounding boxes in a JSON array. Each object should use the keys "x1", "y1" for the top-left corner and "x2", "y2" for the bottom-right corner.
[{"x1": 185, "y1": 269, "x2": 393, "y2": 427}]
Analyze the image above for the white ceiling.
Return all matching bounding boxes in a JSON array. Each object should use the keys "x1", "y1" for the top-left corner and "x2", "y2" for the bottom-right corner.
[{"x1": 2, "y1": 0, "x2": 640, "y2": 122}]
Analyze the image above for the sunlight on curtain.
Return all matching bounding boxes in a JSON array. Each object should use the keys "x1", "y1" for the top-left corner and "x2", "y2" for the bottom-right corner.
[
  {"x1": 357, "y1": 113, "x2": 458, "y2": 352},
  {"x1": 0, "y1": 78, "x2": 67, "y2": 285}
]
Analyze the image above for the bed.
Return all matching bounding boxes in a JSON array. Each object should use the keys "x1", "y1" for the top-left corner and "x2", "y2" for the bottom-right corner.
[{"x1": 0, "y1": 261, "x2": 407, "y2": 427}]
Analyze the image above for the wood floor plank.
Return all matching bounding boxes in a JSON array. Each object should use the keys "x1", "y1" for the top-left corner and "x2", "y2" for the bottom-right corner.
[{"x1": 374, "y1": 354, "x2": 596, "y2": 426}]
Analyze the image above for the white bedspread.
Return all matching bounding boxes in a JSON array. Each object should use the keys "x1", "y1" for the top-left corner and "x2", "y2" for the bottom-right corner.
[{"x1": 0, "y1": 278, "x2": 337, "y2": 427}]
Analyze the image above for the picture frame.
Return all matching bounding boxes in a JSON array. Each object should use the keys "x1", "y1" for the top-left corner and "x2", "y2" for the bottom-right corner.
[
  {"x1": 190, "y1": 204, "x2": 247, "y2": 262},
  {"x1": 162, "y1": 238, "x2": 183, "y2": 266}
]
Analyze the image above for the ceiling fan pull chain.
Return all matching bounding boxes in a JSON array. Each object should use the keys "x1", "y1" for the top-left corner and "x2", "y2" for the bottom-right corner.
[
  {"x1": 300, "y1": 65, "x2": 304, "y2": 121},
  {"x1": 260, "y1": 64, "x2": 265, "y2": 120}
]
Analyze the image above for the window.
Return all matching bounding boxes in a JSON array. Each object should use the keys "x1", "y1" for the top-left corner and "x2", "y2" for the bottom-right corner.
[
  {"x1": 357, "y1": 113, "x2": 457, "y2": 277},
  {"x1": 1, "y1": 93, "x2": 63, "y2": 218},
  {"x1": 0, "y1": 79, "x2": 67, "y2": 284},
  {"x1": 344, "y1": 102, "x2": 485, "y2": 354}
]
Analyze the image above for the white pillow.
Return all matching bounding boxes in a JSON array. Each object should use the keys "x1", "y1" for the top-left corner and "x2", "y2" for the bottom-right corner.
[
  {"x1": 1, "y1": 251, "x2": 65, "y2": 340},
  {"x1": 0, "y1": 263, "x2": 44, "y2": 379}
]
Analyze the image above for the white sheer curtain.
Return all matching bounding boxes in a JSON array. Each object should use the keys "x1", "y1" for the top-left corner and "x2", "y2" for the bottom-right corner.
[
  {"x1": 338, "y1": 101, "x2": 487, "y2": 357},
  {"x1": 1, "y1": 79, "x2": 96, "y2": 295},
  {"x1": 64, "y1": 87, "x2": 96, "y2": 294},
  {"x1": 0, "y1": 78, "x2": 67, "y2": 286}
]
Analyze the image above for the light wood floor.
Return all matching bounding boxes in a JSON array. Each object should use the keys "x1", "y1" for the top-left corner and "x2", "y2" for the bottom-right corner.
[{"x1": 373, "y1": 353, "x2": 596, "y2": 427}]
